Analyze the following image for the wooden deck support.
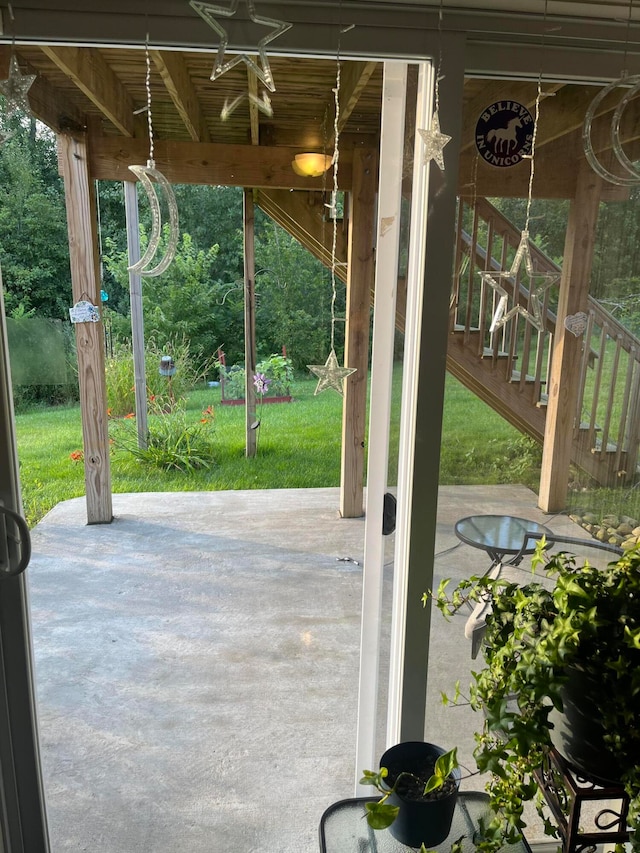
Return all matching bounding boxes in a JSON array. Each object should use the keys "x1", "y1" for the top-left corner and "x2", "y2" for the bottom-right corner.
[
  {"x1": 538, "y1": 154, "x2": 603, "y2": 513},
  {"x1": 59, "y1": 133, "x2": 112, "y2": 524},
  {"x1": 340, "y1": 147, "x2": 378, "y2": 518}
]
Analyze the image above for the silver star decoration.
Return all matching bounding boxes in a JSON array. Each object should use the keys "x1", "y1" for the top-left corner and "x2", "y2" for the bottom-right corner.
[
  {"x1": 417, "y1": 110, "x2": 451, "y2": 171},
  {"x1": 190, "y1": 0, "x2": 291, "y2": 93},
  {"x1": 220, "y1": 89, "x2": 272, "y2": 121},
  {"x1": 480, "y1": 231, "x2": 560, "y2": 333},
  {"x1": 0, "y1": 55, "x2": 35, "y2": 117},
  {"x1": 307, "y1": 349, "x2": 357, "y2": 396}
]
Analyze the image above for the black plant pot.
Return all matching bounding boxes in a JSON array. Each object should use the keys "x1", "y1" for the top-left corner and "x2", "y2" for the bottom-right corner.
[
  {"x1": 380, "y1": 741, "x2": 460, "y2": 849},
  {"x1": 548, "y1": 667, "x2": 621, "y2": 786}
]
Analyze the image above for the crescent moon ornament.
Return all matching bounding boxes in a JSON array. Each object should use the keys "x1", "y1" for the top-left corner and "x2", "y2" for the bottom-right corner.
[
  {"x1": 611, "y1": 80, "x2": 640, "y2": 179},
  {"x1": 582, "y1": 75, "x2": 640, "y2": 187},
  {"x1": 127, "y1": 161, "x2": 180, "y2": 277}
]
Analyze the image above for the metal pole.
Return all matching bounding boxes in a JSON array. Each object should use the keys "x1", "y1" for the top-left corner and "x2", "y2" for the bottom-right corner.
[
  {"x1": 243, "y1": 188, "x2": 257, "y2": 457},
  {"x1": 124, "y1": 180, "x2": 148, "y2": 449}
]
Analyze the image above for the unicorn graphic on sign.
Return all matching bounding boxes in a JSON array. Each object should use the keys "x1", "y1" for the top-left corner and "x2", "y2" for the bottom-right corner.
[{"x1": 487, "y1": 117, "x2": 522, "y2": 154}]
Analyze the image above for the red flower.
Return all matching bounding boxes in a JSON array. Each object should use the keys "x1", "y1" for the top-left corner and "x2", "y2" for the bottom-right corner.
[
  {"x1": 149, "y1": 394, "x2": 156, "y2": 402},
  {"x1": 124, "y1": 412, "x2": 135, "y2": 419},
  {"x1": 70, "y1": 450, "x2": 83, "y2": 462}
]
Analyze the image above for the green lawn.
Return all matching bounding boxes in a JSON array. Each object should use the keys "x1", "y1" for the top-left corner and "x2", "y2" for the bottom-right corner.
[{"x1": 16, "y1": 369, "x2": 538, "y2": 527}]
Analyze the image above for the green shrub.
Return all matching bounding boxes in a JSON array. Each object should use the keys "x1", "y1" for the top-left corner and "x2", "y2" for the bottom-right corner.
[
  {"x1": 106, "y1": 336, "x2": 215, "y2": 416},
  {"x1": 112, "y1": 398, "x2": 216, "y2": 472}
]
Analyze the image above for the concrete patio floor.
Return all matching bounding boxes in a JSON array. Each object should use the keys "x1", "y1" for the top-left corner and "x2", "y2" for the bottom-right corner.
[{"x1": 27, "y1": 485, "x2": 588, "y2": 853}]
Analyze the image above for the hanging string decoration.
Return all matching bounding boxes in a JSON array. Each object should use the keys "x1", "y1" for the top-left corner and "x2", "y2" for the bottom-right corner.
[
  {"x1": 480, "y1": 80, "x2": 560, "y2": 333},
  {"x1": 128, "y1": 42, "x2": 179, "y2": 278},
  {"x1": 307, "y1": 53, "x2": 356, "y2": 396},
  {"x1": 190, "y1": 0, "x2": 291, "y2": 120},
  {"x1": 417, "y1": 3, "x2": 451, "y2": 170}
]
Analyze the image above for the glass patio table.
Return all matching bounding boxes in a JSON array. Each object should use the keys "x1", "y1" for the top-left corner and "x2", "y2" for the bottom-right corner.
[
  {"x1": 454, "y1": 514, "x2": 553, "y2": 575},
  {"x1": 319, "y1": 792, "x2": 532, "y2": 853}
]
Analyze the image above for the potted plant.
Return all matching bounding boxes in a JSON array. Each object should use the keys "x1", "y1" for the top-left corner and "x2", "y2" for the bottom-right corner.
[
  {"x1": 360, "y1": 742, "x2": 460, "y2": 849},
  {"x1": 428, "y1": 540, "x2": 640, "y2": 853}
]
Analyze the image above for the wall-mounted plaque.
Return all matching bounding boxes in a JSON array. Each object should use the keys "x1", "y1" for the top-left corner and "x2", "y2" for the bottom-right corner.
[{"x1": 475, "y1": 101, "x2": 534, "y2": 168}]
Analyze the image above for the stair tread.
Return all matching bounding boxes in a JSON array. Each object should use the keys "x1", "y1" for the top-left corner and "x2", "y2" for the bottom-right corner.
[
  {"x1": 483, "y1": 347, "x2": 512, "y2": 359},
  {"x1": 510, "y1": 371, "x2": 545, "y2": 384}
]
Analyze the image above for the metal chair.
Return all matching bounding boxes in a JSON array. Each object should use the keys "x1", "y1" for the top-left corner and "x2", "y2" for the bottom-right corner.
[{"x1": 464, "y1": 532, "x2": 623, "y2": 658}]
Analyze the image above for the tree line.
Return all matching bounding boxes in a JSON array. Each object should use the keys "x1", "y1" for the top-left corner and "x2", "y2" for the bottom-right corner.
[
  {"x1": 4, "y1": 107, "x2": 640, "y2": 405},
  {"x1": 0, "y1": 110, "x2": 341, "y2": 394}
]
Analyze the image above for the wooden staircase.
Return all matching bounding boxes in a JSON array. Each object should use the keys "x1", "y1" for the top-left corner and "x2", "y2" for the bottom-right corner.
[
  {"x1": 257, "y1": 189, "x2": 640, "y2": 487},
  {"x1": 452, "y1": 197, "x2": 640, "y2": 486}
]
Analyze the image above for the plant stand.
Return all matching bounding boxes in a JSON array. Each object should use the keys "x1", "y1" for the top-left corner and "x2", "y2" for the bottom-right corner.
[{"x1": 534, "y1": 748, "x2": 630, "y2": 853}]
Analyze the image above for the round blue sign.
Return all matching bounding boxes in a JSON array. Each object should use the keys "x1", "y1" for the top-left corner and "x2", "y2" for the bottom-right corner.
[{"x1": 475, "y1": 101, "x2": 534, "y2": 168}]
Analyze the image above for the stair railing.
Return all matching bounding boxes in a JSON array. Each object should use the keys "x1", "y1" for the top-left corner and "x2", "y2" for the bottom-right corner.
[
  {"x1": 452, "y1": 197, "x2": 557, "y2": 407},
  {"x1": 453, "y1": 197, "x2": 640, "y2": 483}
]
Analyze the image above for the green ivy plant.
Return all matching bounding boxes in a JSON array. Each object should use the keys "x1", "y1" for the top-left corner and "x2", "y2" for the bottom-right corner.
[
  {"x1": 427, "y1": 541, "x2": 640, "y2": 853},
  {"x1": 359, "y1": 747, "x2": 459, "y2": 834}
]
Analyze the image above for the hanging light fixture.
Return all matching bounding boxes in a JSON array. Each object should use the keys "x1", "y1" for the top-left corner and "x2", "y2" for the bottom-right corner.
[{"x1": 291, "y1": 152, "x2": 333, "y2": 177}]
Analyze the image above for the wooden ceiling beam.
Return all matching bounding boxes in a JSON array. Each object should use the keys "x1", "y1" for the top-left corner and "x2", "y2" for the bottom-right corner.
[
  {"x1": 86, "y1": 137, "x2": 353, "y2": 189},
  {"x1": 41, "y1": 45, "x2": 136, "y2": 137},
  {"x1": 150, "y1": 49, "x2": 210, "y2": 143},
  {"x1": 28, "y1": 72, "x2": 86, "y2": 136},
  {"x1": 337, "y1": 61, "x2": 378, "y2": 137},
  {"x1": 247, "y1": 65, "x2": 260, "y2": 147},
  {"x1": 464, "y1": 81, "x2": 640, "y2": 157},
  {"x1": 0, "y1": 47, "x2": 85, "y2": 135},
  {"x1": 459, "y1": 126, "x2": 630, "y2": 200},
  {"x1": 319, "y1": 61, "x2": 378, "y2": 149},
  {"x1": 458, "y1": 130, "x2": 581, "y2": 198},
  {"x1": 534, "y1": 85, "x2": 610, "y2": 148},
  {"x1": 257, "y1": 188, "x2": 347, "y2": 279}
]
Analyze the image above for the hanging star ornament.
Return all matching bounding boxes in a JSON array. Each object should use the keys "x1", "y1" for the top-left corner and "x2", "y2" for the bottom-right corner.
[
  {"x1": 0, "y1": 55, "x2": 35, "y2": 117},
  {"x1": 220, "y1": 89, "x2": 272, "y2": 121},
  {"x1": 417, "y1": 110, "x2": 451, "y2": 171},
  {"x1": 190, "y1": 0, "x2": 291, "y2": 93},
  {"x1": 307, "y1": 349, "x2": 357, "y2": 396},
  {"x1": 480, "y1": 231, "x2": 560, "y2": 333}
]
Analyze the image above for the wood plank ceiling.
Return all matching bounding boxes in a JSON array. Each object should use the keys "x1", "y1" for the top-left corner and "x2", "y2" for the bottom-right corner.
[{"x1": 0, "y1": 39, "x2": 638, "y2": 199}]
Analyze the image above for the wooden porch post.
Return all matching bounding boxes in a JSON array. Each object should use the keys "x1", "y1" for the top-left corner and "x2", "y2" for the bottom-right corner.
[
  {"x1": 538, "y1": 154, "x2": 603, "y2": 513},
  {"x1": 243, "y1": 188, "x2": 258, "y2": 458},
  {"x1": 59, "y1": 133, "x2": 112, "y2": 524},
  {"x1": 340, "y1": 146, "x2": 377, "y2": 518}
]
